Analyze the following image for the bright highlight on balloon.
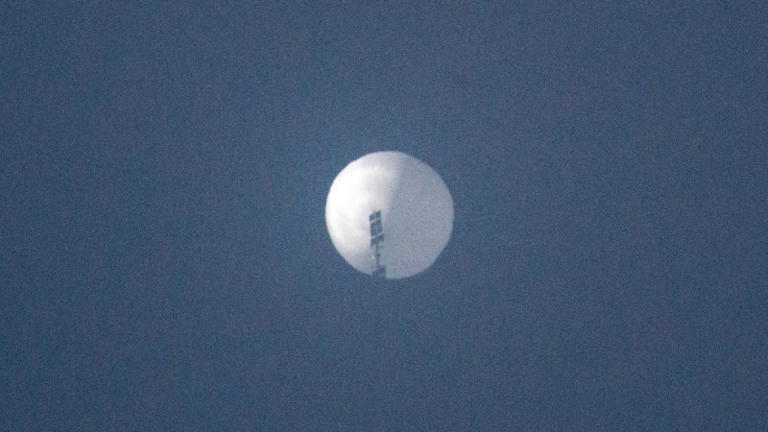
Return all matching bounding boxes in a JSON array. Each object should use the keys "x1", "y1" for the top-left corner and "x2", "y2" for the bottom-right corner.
[{"x1": 325, "y1": 151, "x2": 454, "y2": 279}]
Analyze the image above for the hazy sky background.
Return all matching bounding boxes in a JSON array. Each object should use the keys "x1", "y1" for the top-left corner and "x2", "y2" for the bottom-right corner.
[{"x1": 2, "y1": 2, "x2": 767, "y2": 430}]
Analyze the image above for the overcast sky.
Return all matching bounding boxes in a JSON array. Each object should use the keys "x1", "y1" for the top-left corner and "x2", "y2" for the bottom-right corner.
[{"x1": 2, "y1": 2, "x2": 767, "y2": 430}]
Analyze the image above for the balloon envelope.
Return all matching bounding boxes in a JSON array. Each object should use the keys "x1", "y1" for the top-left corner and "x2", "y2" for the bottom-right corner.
[{"x1": 325, "y1": 151, "x2": 453, "y2": 279}]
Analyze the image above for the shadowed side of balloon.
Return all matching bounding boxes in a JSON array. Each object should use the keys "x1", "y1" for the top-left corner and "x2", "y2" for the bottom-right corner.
[{"x1": 381, "y1": 156, "x2": 454, "y2": 279}]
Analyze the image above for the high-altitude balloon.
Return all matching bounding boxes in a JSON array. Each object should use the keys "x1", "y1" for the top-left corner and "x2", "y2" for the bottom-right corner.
[{"x1": 325, "y1": 151, "x2": 453, "y2": 279}]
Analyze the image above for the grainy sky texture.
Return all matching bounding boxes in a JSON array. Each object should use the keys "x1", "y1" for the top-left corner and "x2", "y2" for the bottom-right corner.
[{"x1": 2, "y1": 2, "x2": 767, "y2": 430}]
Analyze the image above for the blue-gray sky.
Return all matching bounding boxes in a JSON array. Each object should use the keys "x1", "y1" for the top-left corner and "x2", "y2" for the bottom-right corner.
[{"x1": 2, "y1": 2, "x2": 767, "y2": 430}]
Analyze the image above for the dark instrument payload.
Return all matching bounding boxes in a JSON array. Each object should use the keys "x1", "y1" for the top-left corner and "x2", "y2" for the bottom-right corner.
[{"x1": 369, "y1": 211, "x2": 386, "y2": 279}]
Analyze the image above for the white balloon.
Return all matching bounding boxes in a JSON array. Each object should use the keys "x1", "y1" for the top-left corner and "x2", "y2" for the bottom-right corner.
[{"x1": 325, "y1": 151, "x2": 454, "y2": 279}]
